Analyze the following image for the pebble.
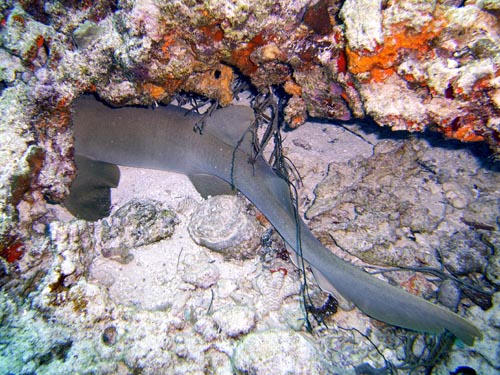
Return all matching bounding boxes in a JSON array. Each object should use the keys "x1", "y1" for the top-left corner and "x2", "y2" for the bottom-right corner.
[
  {"x1": 212, "y1": 306, "x2": 256, "y2": 337},
  {"x1": 188, "y1": 195, "x2": 261, "y2": 259},
  {"x1": 437, "y1": 279, "x2": 461, "y2": 311},
  {"x1": 181, "y1": 255, "x2": 220, "y2": 289},
  {"x1": 193, "y1": 317, "x2": 218, "y2": 342},
  {"x1": 97, "y1": 199, "x2": 178, "y2": 262},
  {"x1": 442, "y1": 182, "x2": 472, "y2": 209},
  {"x1": 439, "y1": 232, "x2": 490, "y2": 275}
]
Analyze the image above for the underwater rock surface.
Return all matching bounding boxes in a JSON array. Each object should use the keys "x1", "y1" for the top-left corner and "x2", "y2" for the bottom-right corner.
[
  {"x1": 97, "y1": 198, "x2": 178, "y2": 263},
  {"x1": 188, "y1": 195, "x2": 262, "y2": 260},
  {"x1": 232, "y1": 330, "x2": 326, "y2": 375},
  {"x1": 2, "y1": 123, "x2": 499, "y2": 374},
  {"x1": 306, "y1": 138, "x2": 499, "y2": 272},
  {"x1": 0, "y1": 0, "x2": 499, "y2": 374}
]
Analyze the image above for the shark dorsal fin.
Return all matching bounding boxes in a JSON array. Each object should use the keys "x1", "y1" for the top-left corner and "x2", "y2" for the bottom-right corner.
[
  {"x1": 205, "y1": 105, "x2": 255, "y2": 154},
  {"x1": 63, "y1": 154, "x2": 120, "y2": 221}
]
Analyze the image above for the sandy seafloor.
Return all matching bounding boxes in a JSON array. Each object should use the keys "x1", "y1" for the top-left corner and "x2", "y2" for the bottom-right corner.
[{"x1": 1, "y1": 102, "x2": 499, "y2": 374}]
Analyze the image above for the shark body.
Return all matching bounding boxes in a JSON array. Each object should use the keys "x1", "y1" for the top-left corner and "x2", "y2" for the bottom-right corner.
[{"x1": 67, "y1": 96, "x2": 481, "y2": 345}]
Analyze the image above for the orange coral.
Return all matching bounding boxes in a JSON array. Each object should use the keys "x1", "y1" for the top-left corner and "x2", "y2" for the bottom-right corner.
[
  {"x1": 36, "y1": 35, "x2": 44, "y2": 49},
  {"x1": 346, "y1": 19, "x2": 446, "y2": 82},
  {"x1": 55, "y1": 95, "x2": 72, "y2": 110},
  {"x1": 454, "y1": 126, "x2": 484, "y2": 142},
  {"x1": 230, "y1": 33, "x2": 266, "y2": 75},
  {"x1": 182, "y1": 65, "x2": 234, "y2": 106},
  {"x1": 199, "y1": 22, "x2": 224, "y2": 43},
  {"x1": 336, "y1": 51, "x2": 347, "y2": 74},
  {"x1": 370, "y1": 67, "x2": 395, "y2": 83},
  {"x1": 284, "y1": 80, "x2": 302, "y2": 96},
  {"x1": 400, "y1": 274, "x2": 434, "y2": 297},
  {"x1": 143, "y1": 83, "x2": 167, "y2": 100},
  {"x1": 254, "y1": 210, "x2": 269, "y2": 226},
  {"x1": 161, "y1": 34, "x2": 176, "y2": 59},
  {"x1": 442, "y1": 115, "x2": 485, "y2": 142},
  {"x1": 289, "y1": 114, "x2": 306, "y2": 129},
  {"x1": 25, "y1": 35, "x2": 46, "y2": 63},
  {"x1": 12, "y1": 14, "x2": 26, "y2": 26}
]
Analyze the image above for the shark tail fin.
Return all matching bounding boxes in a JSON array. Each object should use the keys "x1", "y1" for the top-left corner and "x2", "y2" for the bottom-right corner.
[{"x1": 63, "y1": 154, "x2": 120, "y2": 221}]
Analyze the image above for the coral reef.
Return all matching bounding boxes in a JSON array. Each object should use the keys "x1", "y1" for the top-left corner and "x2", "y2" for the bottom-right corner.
[
  {"x1": 1, "y1": 130, "x2": 499, "y2": 373},
  {"x1": 305, "y1": 136, "x2": 500, "y2": 372},
  {"x1": 1, "y1": 0, "x2": 497, "y2": 144},
  {"x1": 307, "y1": 136, "x2": 499, "y2": 290},
  {"x1": 0, "y1": 0, "x2": 499, "y2": 374},
  {"x1": 0, "y1": 0, "x2": 498, "y2": 262}
]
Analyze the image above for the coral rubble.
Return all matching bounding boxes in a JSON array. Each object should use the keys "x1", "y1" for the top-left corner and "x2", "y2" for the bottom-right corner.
[{"x1": 1, "y1": 0, "x2": 500, "y2": 374}]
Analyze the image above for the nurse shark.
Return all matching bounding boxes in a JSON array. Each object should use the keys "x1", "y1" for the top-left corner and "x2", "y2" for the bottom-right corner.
[{"x1": 64, "y1": 96, "x2": 481, "y2": 345}]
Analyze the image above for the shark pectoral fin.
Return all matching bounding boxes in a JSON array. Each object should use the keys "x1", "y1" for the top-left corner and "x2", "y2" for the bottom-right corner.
[
  {"x1": 287, "y1": 244, "x2": 354, "y2": 311},
  {"x1": 188, "y1": 174, "x2": 236, "y2": 198},
  {"x1": 63, "y1": 154, "x2": 120, "y2": 221},
  {"x1": 205, "y1": 105, "x2": 255, "y2": 154}
]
